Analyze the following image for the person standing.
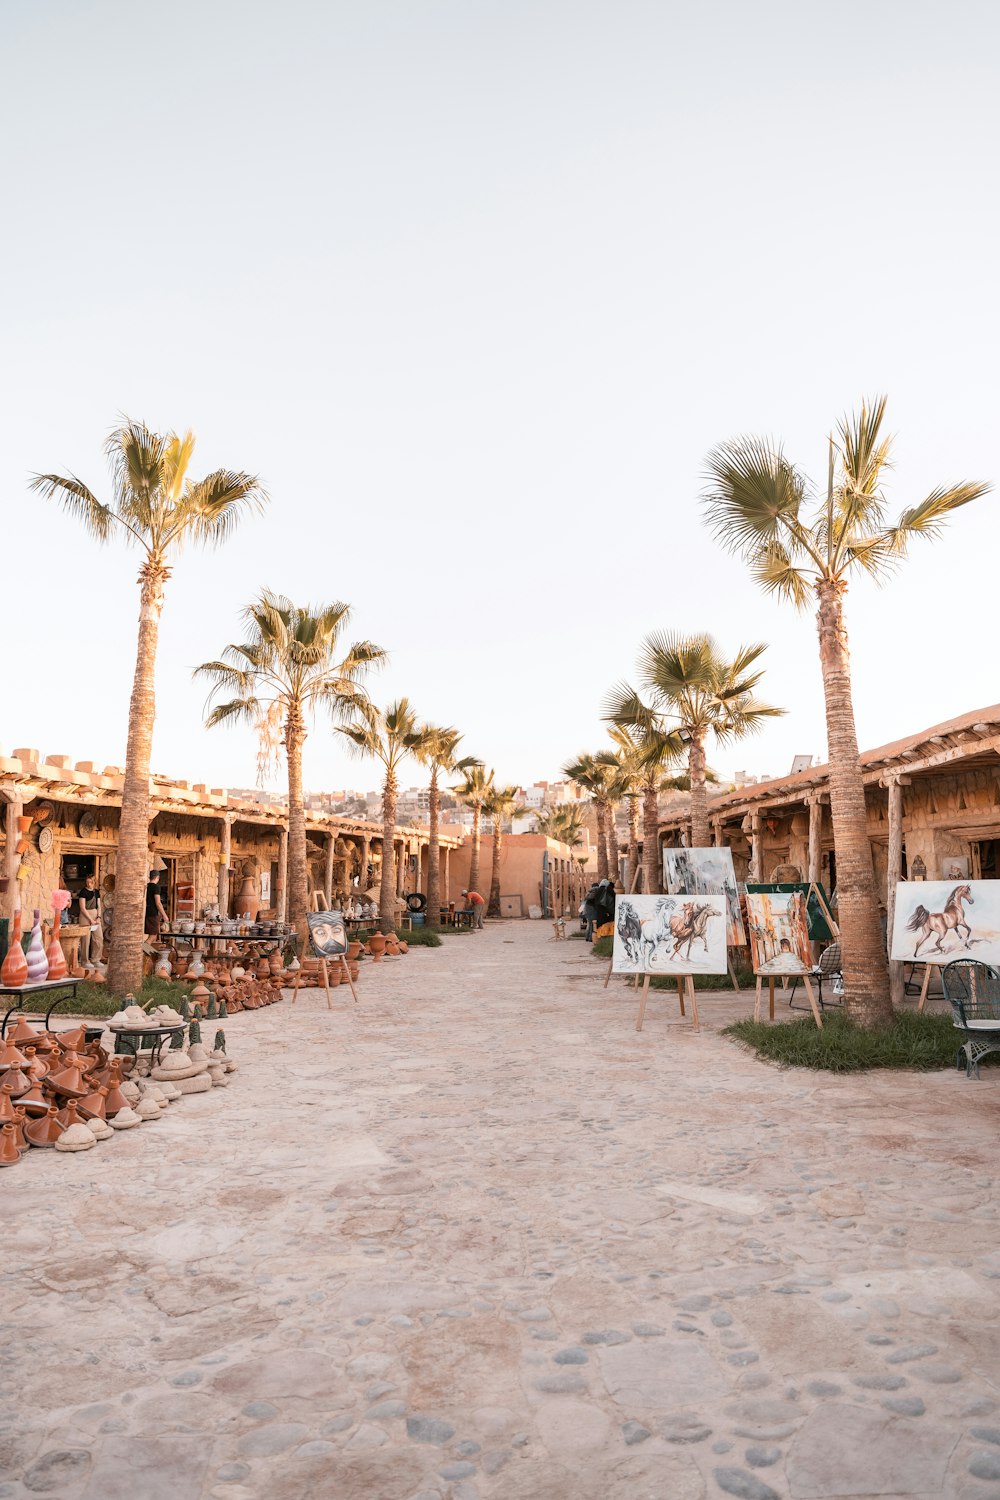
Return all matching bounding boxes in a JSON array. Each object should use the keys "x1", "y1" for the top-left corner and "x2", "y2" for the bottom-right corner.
[
  {"x1": 77, "y1": 874, "x2": 103, "y2": 968},
  {"x1": 145, "y1": 872, "x2": 168, "y2": 936},
  {"x1": 463, "y1": 889, "x2": 486, "y2": 928}
]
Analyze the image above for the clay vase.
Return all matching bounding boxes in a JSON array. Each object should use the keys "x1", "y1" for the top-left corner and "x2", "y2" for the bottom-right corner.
[
  {"x1": 347, "y1": 941, "x2": 362, "y2": 961},
  {"x1": 187, "y1": 951, "x2": 205, "y2": 979},
  {"x1": 0, "y1": 1124, "x2": 20, "y2": 1167},
  {"x1": 256, "y1": 957, "x2": 269, "y2": 981},
  {"x1": 235, "y1": 876, "x2": 260, "y2": 922},
  {"x1": 25, "y1": 1105, "x2": 64, "y2": 1148},
  {"x1": 154, "y1": 949, "x2": 172, "y2": 980},
  {"x1": 268, "y1": 952, "x2": 282, "y2": 976},
  {"x1": 368, "y1": 932, "x2": 386, "y2": 964},
  {"x1": 0, "y1": 909, "x2": 28, "y2": 988},
  {"x1": 25, "y1": 911, "x2": 48, "y2": 984},
  {"x1": 46, "y1": 906, "x2": 69, "y2": 980}
]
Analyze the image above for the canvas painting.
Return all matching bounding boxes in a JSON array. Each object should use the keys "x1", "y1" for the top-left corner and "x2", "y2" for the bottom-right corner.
[
  {"x1": 307, "y1": 909, "x2": 348, "y2": 958},
  {"x1": 939, "y1": 856, "x2": 970, "y2": 882},
  {"x1": 890, "y1": 880, "x2": 1000, "y2": 966},
  {"x1": 613, "y1": 893, "x2": 728, "y2": 975},
  {"x1": 744, "y1": 889, "x2": 813, "y2": 975},
  {"x1": 662, "y1": 845, "x2": 746, "y2": 946}
]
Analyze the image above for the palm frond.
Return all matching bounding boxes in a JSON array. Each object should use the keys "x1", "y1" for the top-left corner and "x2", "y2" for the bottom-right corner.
[
  {"x1": 28, "y1": 472, "x2": 118, "y2": 543},
  {"x1": 204, "y1": 697, "x2": 260, "y2": 730},
  {"x1": 881, "y1": 481, "x2": 992, "y2": 555},
  {"x1": 748, "y1": 542, "x2": 811, "y2": 608},
  {"x1": 174, "y1": 469, "x2": 268, "y2": 549},
  {"x1": 702, "y1": 437, "x2": 809, "y2": 557}
]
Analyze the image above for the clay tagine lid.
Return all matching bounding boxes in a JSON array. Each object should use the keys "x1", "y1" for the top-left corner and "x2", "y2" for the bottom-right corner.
[
  {"x1": 0, "y1": 1123, "x2": 20, "y2": 1167},
  {"x1": 0, "y1": 1039, "x2": 29, "y2": 1070},
  {"x1": 7, "y1": 1015, "x2": 44, "y2": 1047},
  {"x1": 77, "y1": 1083, "x2": 110, "y2": 1121},
  {"x1": 0, "y1": 1082, "x2": 20, "y2": 1124},
  {"x1": 16, "y1": 1080, "x2": 48, "y2": 1115},
  {"x1": 25, "y1": 1105, "x2": 65, "y2": 1148}
]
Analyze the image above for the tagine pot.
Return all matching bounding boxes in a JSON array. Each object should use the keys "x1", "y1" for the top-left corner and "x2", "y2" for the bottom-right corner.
[{"x1": 25, "y1": 1105, "x2": 64, "y2": 1148}]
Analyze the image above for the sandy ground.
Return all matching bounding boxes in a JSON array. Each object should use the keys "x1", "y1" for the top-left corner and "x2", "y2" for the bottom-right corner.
[{"x1": 2, "y1": 921, "x2": 999, "y2": 1500}]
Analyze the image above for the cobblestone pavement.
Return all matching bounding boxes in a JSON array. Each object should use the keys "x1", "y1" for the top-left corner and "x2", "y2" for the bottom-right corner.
[{"x1": 2, "y1": 921, "x2": 1000, "y2": 1500}]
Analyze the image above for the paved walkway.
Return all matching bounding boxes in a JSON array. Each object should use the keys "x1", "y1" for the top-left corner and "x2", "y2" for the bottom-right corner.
[{"x1": 3, "y1": 922, "x2": 1000, "y2": 1500}]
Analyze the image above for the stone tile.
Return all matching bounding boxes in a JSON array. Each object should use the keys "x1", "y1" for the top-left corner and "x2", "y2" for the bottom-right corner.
[{"x1": 786, "y1": 1403, "x2": 957, "y2": 1497}]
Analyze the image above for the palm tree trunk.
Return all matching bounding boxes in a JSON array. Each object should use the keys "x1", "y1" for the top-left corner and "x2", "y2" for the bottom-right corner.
[
  {"x1": 487, "y1": 817, "x2": 502, "y2": 916},
  {"x1": 816, "y1": 580, "x2": 892, "y2": 1026},
  {"x1": 468, "y1": 802, "x2": 482, "y2": 895},
  {"x1": 285, "y1": 706, "x2": 308, "y2": 950},
  {"x1": 595, "y1": 802, "x2": 608, "y2": 882},
  {"x1": 625, "y1": 792, "x2": 640, "y2": 892},
  {"x1": 688, "y1": 729, "x2": 710, "y2": 849},
  {"x1": 108, "y1": 564, "x2": 165, "y2": 997},
  {"x1": 642, "y1": 782, "x2": 660, "y2": 893},
  {"x1": 426, "y1": 767, "x2": 440, "y2": 928},
  {"x1": 605, "y1": 801, "x2": 621, "y2": 888},
  {"x1": 378, "y1": 769, "x2": 398, "y2": 934}
]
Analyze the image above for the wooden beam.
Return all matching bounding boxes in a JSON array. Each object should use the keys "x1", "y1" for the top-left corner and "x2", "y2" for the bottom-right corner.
[
  {"x1": 886, "y1": 777, "x2": 904, "y2": 1009},
  {"x1": 3, "y1": 797, "x2": 22, "y2": 919},
  {"x1": 218, "y1": 814, "x2": 232, "y2": 915},
  {"x1": 324, "y1": 832, "x2": 335, "y2": 908},
  {"x1": 276, "y1": 826, "x2": 288, "y2": 922}
]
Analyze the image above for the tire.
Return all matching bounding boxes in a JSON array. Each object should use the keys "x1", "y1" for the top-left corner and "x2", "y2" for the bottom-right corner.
[{"x1": 406, "y1": 892, "x2": 427, "y2": 913}]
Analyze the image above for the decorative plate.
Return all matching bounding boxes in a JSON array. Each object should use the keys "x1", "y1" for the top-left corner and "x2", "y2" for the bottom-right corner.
[
  {"x1": 34, "y1": 800, "x2": 56, "y2": 828},
  {"x1": 38, "y1": 827, "x2": 54, "y2": 854},
  {"x1": 78, "y1": 809, "x2": 98, "y2": 838}
]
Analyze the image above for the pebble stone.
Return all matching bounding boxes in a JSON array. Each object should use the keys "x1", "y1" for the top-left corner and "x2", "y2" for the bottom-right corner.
[
  {"x1": 883, "y1": 1396, "x2": 926, "y2": 1417},
  {"x1": 622, "y1": 1422, "x2": 651, "y2": 1445},
  {"x1": 970, "y1": 1428, "x2": 1000, "y2": 1448},
  {"x1": 553, "y1": 1347, "x2": 589, "y2": 1365},
  {"x1": 969, "y1": 1452, "x2": 1000, "y2": 1482},
  {"x1": 406, "y1": 1416, "x2": 456, "y2": 1445},
  {"x1": 714, "y1": 1466, "x2": 782, "y2": 1500},
  {"x1": 745, "y1": 1445, "x2": 782, "y2": 1468}
]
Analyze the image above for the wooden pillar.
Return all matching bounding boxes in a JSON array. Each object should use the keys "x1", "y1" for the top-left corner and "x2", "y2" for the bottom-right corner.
[
  {"x1": 218, "y1": 814, "x2": 232, "y2": 916},
  {"x1": 886, "y1": 777, "x2": 907, "y2": 1009},
  {"x1": 807, "y1": 796, "x2": 823, "y2": 885},
  {"x1": 359, "y1": 835, "x2": 370, "y2": 891},
  {"x1": 3, "y1": 795, "x2": 22, "y2": 919},
  {"x1": 277, "y1": 826, "x2": 288, "y2": 923},
  {"x1": 443, "y1": 845, "x2": 450, "y2": 904},
  {"x1": 396, "y1": 840, "x2": 405, "y2": 896},
  {"x1": 711, "y1": 818, "x2": 722, "y2": 849},
  {"x1": 324, "y1": 832, "x2": 335, "y2": 908},
  {"x1": 749, "y1": 814, "x2": 762, "y2": 883}
]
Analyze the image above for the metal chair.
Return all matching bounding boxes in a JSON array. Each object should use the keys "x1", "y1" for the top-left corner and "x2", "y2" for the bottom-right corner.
[
  {"x1": 941, "y1": 959, "x2": 1000, "y2": 1079},
  {"x1": 788, "y1": 940, "x2": 842, "y2": 1012}
]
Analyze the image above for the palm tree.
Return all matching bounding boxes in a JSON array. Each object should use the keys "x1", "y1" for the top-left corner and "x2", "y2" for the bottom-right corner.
[
  {"x1": 414, "y1": 727, "x2": 479, "y2": 927},
  {"x1": 196, "y1": 593, "x2": 384, "y2": 946},
  {"x1": 482, "y1": 784, "x2": 524, "y2": 917},
  {"x1": 534, "y1": 803, "x2": 586, "y2": 849},
  {"x1": 31, "y1": 419, "x2": 266, "y2": 995},
  {"x1": 608, "y1": 634, "x2": 781, "y2": 854},
  {"x1": 602, "y1": 704, "x2": 699, "y2": 894},
  {"x1": 561, "y1": 754, "x2": 614, "y2": 882},
  {"x1": 338, "y1": 700, "x2": 432, "y2": 933},
  {"x1": 454, "y1": 764, "x2": 494, "y2": 896},
  {"x1": 702, "y1": 395, "x2": 990, "y2": 1027}
]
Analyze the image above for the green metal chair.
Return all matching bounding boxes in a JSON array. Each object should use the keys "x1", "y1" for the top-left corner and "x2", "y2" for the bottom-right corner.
[{"x1": 941, "y1": 959, "x2": 1000, "y2": 1079}]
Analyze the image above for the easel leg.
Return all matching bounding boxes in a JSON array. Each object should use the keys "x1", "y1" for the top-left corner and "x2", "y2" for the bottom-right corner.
[
  {"x1": 340, "y1": 955, "x2": 358, "y2": 1003},
  {"x1": 635, "y1": 975, "x2": 651, "y2": 1031},
  {"x1": 769, "y1": 977, "x2": 775, "y2": 1021},
  {"x1": 754, "y1": 976, "x2": 763, "y2": 1022},
  {"x1": 320, "y1": 958, "x2": 332, "y2": 1010},
  {"x1": 918, "y1": 965, "x2": 931, "y2": 1014},
  {"x1": 291, "y1": 970, "x2": 300, "y2": 1006},
  {"x1": 603, "y1": 958, "x2": 613, "y2": 990},
  {"x1": 676, "y1": 976, "x2": 686, "y2": 1017},
  {"x1": 687, "y1": 974, "x2": 700, "y2": 1032},
  {"x1": 728, "y1": 960, "x2": 741, "y2": 993},
  {"x1": 802, "y1": 975, "x2": 823, "y2": 1030}
]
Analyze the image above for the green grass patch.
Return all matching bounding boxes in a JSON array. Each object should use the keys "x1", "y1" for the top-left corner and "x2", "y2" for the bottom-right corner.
[
  {"x1": 396, "y1": 927, "x2": 442, "y2": 947},
  {"x1": 592, "y1": 936, "x2": 613, "y2": 958},
  {"x1": 10, "y1": 975, "x2": 182, "y2": 1019},
  {"x1": 724, "y1": 1008, "x2": 971, "y2": 1073}
]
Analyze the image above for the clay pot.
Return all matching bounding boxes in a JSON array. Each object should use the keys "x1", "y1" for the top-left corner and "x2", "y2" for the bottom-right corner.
[
  {"x1": 328, "y1": 966, "x2": 342, "y2": 987},
  {"x1": 25, "y1": 1105, "x2": 64, "y2": 1148},
  {"x1": 104, "y1": 1060, "x2": 131, "y2": 1117},
  {"x1": 0, "y1": 1082, "x2": 20, "y2": 1124},
  {"x1": 256, "y1": 957, "x2": 270, "y2": 981},
  {"x1": 0, "y1": 1124, "x2": 20, "y2": 1167},
  {"x1": 0, "y1": 909, "x2": 27, "y2": 988},
  {"x1": 11, "y1": 1108, "x2": 28, "y2": 1152},
  {"x1": 190, "y1": 979, "x2": 210, "y2": 1013},
  {"x1": 7, "y1": 1015, "x2": 43, "y2": 1047},
  {"x1": 21, "y1": 1047, "x2": 49, "y2": 1084},
  {"x1": 77, "y1": 1084, "x2": 110, "y2": 1121},
  {"x1": 1, "y1": 1068, "x2": 29, "y2": 1097},
  {"x1": 397, "y1": 941, "x2": 409, "y2": 954},
  {"x1": 347, "y1": 941, "x2": 362, "y2": 961},
  {"x1": 16, "y1": 1080, "x2": 47, "y2": 1114},
  {"x1": 0, "y1": 1039, "x2": 28, "y2": 1071},
  {"x1": 235, "y1": 875, "x2": 260, "y2": 922},
  {"x1": 348, "y1": 961, "x2": 360, "y2": 982},
  {"x1": 57, "y1": 1026, "x2": 88, "y2": 1052},
  {"x1": 368, "y1": 933, "x2": 386, "y2": 963},
  {"x1": 55, "y1": 1099, "x2": 85, "y2": 1131},
  {"x1": 46, "y1": 1053, "x2": 90, "y2": 1098}
]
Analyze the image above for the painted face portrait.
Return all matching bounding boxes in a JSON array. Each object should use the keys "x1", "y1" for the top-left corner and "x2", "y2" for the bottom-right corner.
[{"x1": 307, "y1": 911, "x2": 347, "y2": 956}]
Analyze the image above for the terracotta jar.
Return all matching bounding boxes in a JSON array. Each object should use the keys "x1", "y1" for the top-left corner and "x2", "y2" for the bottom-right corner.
[
  {"x1": 368, "y1": 933, "x2": 386, "y2": 963},
  {"x1": 347, "y1": 940, "x2": 362, "y2": 961},
  {"x1": 235, "y1": 876, "x2": 259, "y2": 922},
  {"x1": 328, "y1": 966, "x2": 342, "y2": 987},
  {"x1": 0, "y1": 910, "x2": 28, "y2": 988},
  {"x1": 46, "y1": 904, "x2": 69, "y2": 981}
]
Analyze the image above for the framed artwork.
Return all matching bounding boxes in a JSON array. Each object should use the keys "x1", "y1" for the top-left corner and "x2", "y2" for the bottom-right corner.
[
  {"x1": 307, "y1": 909, "x2": 348, "y2": 957},
  {"x1": 746, "y1": 881, "x2": 836, "y2": 941},
  {"x1": 889, "y1": 880, "x2": 1000, "y2": 966},
  {"x1": 744, "y1": 889, "x2": 813, "y2": 975},
  {"x1": 613, "y1": 893, "x2": 728, "y2": 975},
  {"x1": 939, "y1": 856, "x2": 969, "y2": 882},
  {"x1": 663, "y1": 846, "x2": 746, "y2": 945}
]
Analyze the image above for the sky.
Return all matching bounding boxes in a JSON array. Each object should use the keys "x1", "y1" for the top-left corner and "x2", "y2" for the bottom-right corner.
[{"x1": 3, "y1": 0, "x2": 999, "y2": 797}]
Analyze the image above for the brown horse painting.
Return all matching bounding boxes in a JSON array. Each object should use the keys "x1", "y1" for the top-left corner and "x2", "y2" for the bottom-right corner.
[{"x1": 906, "y1": 884, "x2": 974, "y2": 957}]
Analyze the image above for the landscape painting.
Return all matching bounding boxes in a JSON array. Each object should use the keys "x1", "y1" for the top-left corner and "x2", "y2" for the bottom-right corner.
[
  {"x1": 662, "y1": 845, "x2": 746, "y2": 946},
  {"x1": 744, "y1": 890, "x2": 813, "y2": 975},
  {"x1": 890, "y1": 880, "x2": 1000, "y2": 966},
  {"x1": 613, "y1": 893, "x2": 728, "y2": 976}
]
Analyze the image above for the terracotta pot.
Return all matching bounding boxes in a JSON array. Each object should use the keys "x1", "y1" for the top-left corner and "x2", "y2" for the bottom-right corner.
[
  {"x1": 348, "y1": 961, "x2": 360, "y2": 982},
  {"x1": 0, "y1": 1124, "x2": 20, "y2": 1167},
  {"x1": 46, "y1": 908, "x2": 69, "y2": 981},
  {"x1": 347, "y1": 941, "x2": 362, "y2": 961},
  {"x1": 235, "y1": 876, "x2": 260, "y2": 922},
  {"x1": 0, "y1": 910, "x2": 27, "y2": 988},
  {"x1": 398, "y1": 941, "x2": 409, "y2": 954},
  {"x1": 0, "y1": 1082, "x2": 19, "y2": 1124},
  {"x1": 368, "y1": 933, "x2": 386, "y2": 963},
  {"x1": 328, "y1": 966, "x2": 342, "y2": 987},
  {"x1": 16, "y1": 1080, "x2": 46, "y2": 1113},
  {"x1": 25, "y1": 1105, "x2": 64, "y2": 1147},
  {"x1": 78, "y1": 1083, "x2": 110, "y2": 1121}
]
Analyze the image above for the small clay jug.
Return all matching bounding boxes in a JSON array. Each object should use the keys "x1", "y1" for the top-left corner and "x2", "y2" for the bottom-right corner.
[
  {"x1": 0, "y1": 1082, "x2": 19, "y2": 1124},
  {"x1": 0, "y1": 1123, "x2": 20, "y2": 1166}
]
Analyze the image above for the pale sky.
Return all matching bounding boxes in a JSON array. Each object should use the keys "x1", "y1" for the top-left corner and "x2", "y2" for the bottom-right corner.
[{"x1": 3, "y1": 0, "x2": 998, "y2": 797}]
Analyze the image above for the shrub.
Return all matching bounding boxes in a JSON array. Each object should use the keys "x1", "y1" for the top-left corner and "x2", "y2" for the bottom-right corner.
[
  {"x1": 724, "y1": 1009, "x2": 969, "y2": 1073},
  {"x1": 396, "y1": 927, "x2": 442, "y2": 947}
]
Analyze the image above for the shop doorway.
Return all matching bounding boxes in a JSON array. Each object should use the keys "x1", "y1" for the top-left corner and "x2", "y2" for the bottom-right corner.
[
  {"x1": 60, "y1": 851, "x2": 103, "y2": 918},
  {"x1": 973, "y1": 840, "x2": 1000, "y2": 880}
]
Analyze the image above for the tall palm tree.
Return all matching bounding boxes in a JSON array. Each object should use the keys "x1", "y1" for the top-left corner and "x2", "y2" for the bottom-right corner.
[
  {"x1": 603, "y1": 704, "x2": 695, "y2": 894},
  {"x1": 454, "y1": 764, "x2": 494, "y2": 896},
  {"x1": 338, "y1": 700, "x2": 432, "y2": 933},
  {"x1": 608, "y1": 634, "x2": 781, "y2": 854},
  {"x1": 561, "y1": 754, "x2": 614, "y2": 882},
  {"x1": 414, "y1": 727, "x2": 479, "y2": 927},
  {"x1": 196, "y1": 593, "x2": 384, "y2": 946},
  {"x1": 482, "y1": 784, "x2": 524, "y2": 917},
  {"x1": 31, "y1": 419, "x2": 266, "y2": 995},
  {"x1": 702, "y1": 396, "x2": 990, "y2": 1027},
  {"x1": 534, "y1": 803, "x2": 586, "y2": 849}
]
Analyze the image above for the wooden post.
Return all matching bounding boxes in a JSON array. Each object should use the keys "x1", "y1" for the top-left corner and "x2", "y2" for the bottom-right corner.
[
  {"x1": 443, "y1": 845, "x2": 450, "y2": 906},
  {"x1": 2, "y1": 795, "x2": 22, "y2": 919},
  {"x1": 686, "y1": 974, "x2": 700, "y2": 1032},
  {"x1": 917, "y1": 963, "x2": 932, "y2": 1013},
  {"x1": 218, "y1": 814, "x2": 232, "y2": 916},
  {"x1": 807, "y1": 796, "x2": 823, "y2": 885},
  {"x1": 749, "y1": 814, "x2": 762, "y2": 883},
  {"x1": 324, "y1": 832, "x2": 335, "y2": 909},
  {"x1": 359, "y1": 835, "x2": 370, "y2": 891},
  {"x1": 885, "y1": 776, "x2": 906, "y2": 1010},
  {"x1": 277, "y1": 826, "x2": 288, "y2": 923},
  {"x1": 396, "y1": 840, "x2": 405, "y2": 897}
]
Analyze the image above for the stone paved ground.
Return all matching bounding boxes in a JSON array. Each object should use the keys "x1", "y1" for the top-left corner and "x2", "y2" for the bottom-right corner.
[{"x1": 2, "y1": 921, "x2": 1000, "y2": 1500}]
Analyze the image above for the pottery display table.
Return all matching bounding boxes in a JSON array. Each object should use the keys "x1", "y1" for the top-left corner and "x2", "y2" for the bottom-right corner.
[
  {"x1": 440, "y1": 909, "x2": 476, "y2": 930},
  {"x1": 1, "y1": 978, "x2": 82, "y2": 1036},
  {"x1": 109, "y1": 1022, "x2": 186, "y2": 1067},
  {"x1": 159, "y1": 930, "x2": 290, "y2": 960}
]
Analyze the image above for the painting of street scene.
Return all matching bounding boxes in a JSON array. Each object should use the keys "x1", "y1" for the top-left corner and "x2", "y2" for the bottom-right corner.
[
  {"x1": 745, "y1": 889, "x2": 813, "y2": 975},
  {"x1": 613, "y1": 893, "x2": 728, "y2": 975},
  {"x1": 890, "y1": 880, "x2": 1000, "y2": 966},
  {"x1": 663, "y1": 845, "x2": 746, "y2": 946}
]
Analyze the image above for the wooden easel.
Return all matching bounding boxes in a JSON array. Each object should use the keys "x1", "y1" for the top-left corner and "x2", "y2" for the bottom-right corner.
[
  {"x1": 916, "y1": 963, "x2": 933, "y2": 1014},
  {"x1": 290, "y1": 953, "x2": 358, "y2": 1007},
  {"x1": 635, "y1": 973, "x2": 699, "y2": 1033},
  {"x1": 754, "y1": 971, "x2": 822, "y2": 1029}
]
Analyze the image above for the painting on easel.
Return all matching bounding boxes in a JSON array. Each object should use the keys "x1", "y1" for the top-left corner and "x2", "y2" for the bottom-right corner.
[
  {"x1": 744, "y1": 889, "x2": 812, "y2": 975},
  {"x1": 662, "y1": 846, "x2": 746, "y2": 946},
  {"x1": 307, "y1": 909, "x2": 348, "y2": 957},
  {"x1": 613, "y1": 893, "x2": 727, "y2": 975},
  {"x1": 889, "y1": 880, "x2": 1000, "y2": 966}
]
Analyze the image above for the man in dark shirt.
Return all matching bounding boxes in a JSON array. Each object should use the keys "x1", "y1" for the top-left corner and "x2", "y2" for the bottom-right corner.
[{"x1": 145, "y1": 875, "x2": 168, "y2": 936}]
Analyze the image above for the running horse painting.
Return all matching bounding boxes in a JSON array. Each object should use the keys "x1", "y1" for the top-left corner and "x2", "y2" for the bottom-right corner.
[
  {"x1": 906, "y1": 883, "x2": 975, "y2": 957},
  {"x1": 611, "y1": 893, "x2": 727, "y2": 975}
]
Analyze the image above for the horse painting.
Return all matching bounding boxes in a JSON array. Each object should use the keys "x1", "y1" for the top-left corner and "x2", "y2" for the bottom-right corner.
[
  {"x1": 906, "y1": 884, "x2": 975, "y2": 957},
  {"x1": 616, "y1": 901, "x2": 642, "y2": 965},
  {"x1": 611, "y1": 893, "x2": 727, "y2": 974}
]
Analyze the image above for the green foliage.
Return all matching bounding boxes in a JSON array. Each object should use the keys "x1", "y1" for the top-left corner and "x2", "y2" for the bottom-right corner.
[
  {"x1": 53, "y1": 975, "x2": 179, "y2": 1018},
  {"x1": 395, "y1": 926, "x2": 442, "y2": 947},
  {"x1": 724, "y1": 1009, "x2": 974, "y2": 1073},
  {"x1": 653, "y1": 964, "x2": 755, "y2": 992},
  {"x1": 592, "y1": 936, "x2": 613, "y2": 958}
]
